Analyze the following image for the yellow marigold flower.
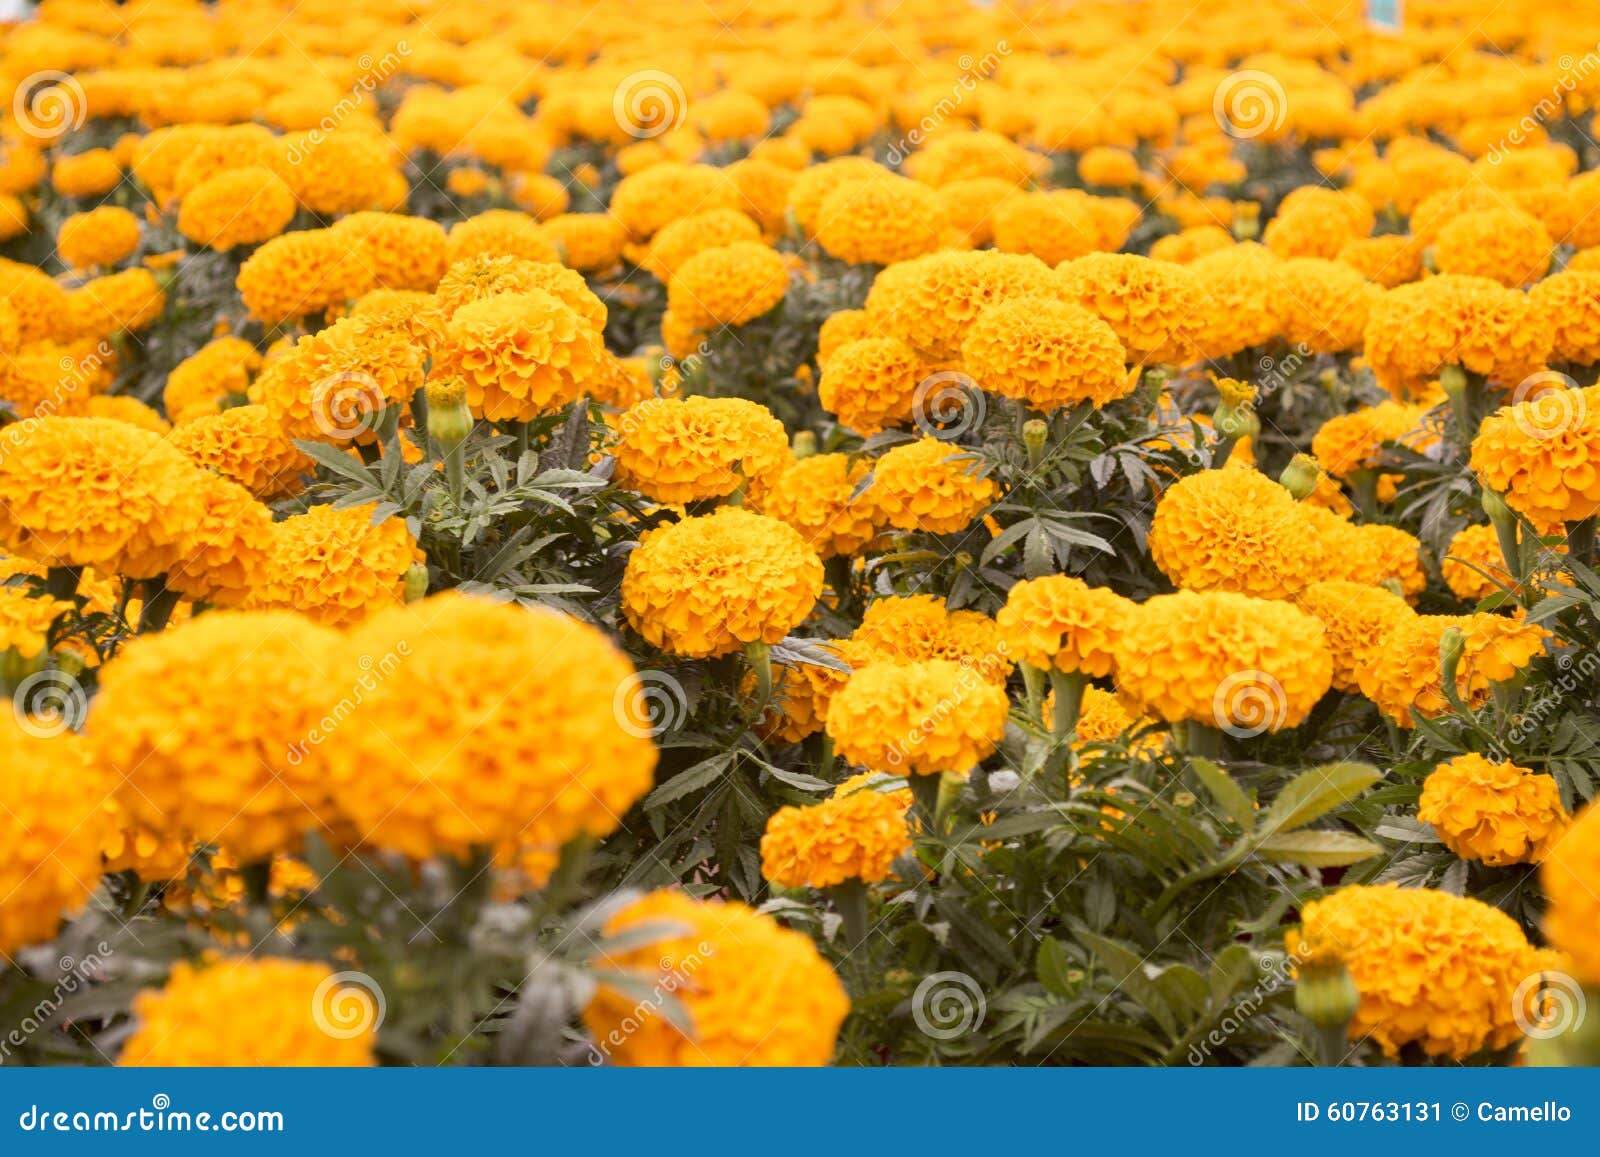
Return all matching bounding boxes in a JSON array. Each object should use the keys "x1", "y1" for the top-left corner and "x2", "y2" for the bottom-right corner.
[
  {"x1": 445, "y1": 167, "x2": 491, "y2": 199},
  {"x1": 1363, "y1": 274, "x2": 1551, "y2": 400},
  {"x1": 996, "y1": 575, "x2": 1131, "y2": 677},
  {"x1": 247, "y1": 503, "x2": 419, "y2": 629},
  {"x1": 255, "y1": 312, "x2": 423, "y2": 444},
  {"x1": 1150, "y1": 468, "x2": 1323, "y2": 598},
  {"x1": 609, "y1": 162, "x2": 740, "y2": 239},
  {"x1": 177, "y1": 166, "x2": 297, "y2": 251},
  {"x1": 724, "y1": 157, "x2": 796, "y2": 234},
  {"x1": 163, "y1": 336, "x2": 259, "y2": 425},
  {"x1": 0, "y1": 417, "x2": 206, "y2": 576},
  {"x1": 867, "y1": 437, "x2": 996, "y2": 535},
  {"x1": 962, "y1": 297, "x2": 1131, "y2": 411},
  {"x1": 817, "y1": 335, "x2": 923, "y2": 435},
  {"x1": 433, "y1": 289, "x2": 606, "y2": 423},
  {"x1": 323, "y1": 592, "x2": 657, "y2": 861},
  {"x1": 89, "y1": 610, "x2": 346, "y2": 862},
  {"x1": 816, "y1": 308, "x2": 876, "y2": 369},
  {"x1": 1543, "y1": 800, "x2": 1600, "y2": 983},
  {"x1": 69, "y1": 269, "x2": 166, "y2": 337},
  {"x1": 1279, "y1": 257, "x2": 1383, "y2": 353},
  {"x1": 100, "y1": 798, "x2": 195, "y2": 883},
  {"x1": 610, "y1": 396, "x2": 791, "y2": 505},
  {"x1": 507, "y1": 171, "x2": 571, "y2": 220},
  {"x1": 993, "y1": 190, "x2": 1116, "y2": 265},
  {"x1": 331, "y1": 212, "x2": 449, "y2": 292},
  {"x1": 761, "y1": 771, "x2": 911, "y2": 888},
  {"x1": 237, "y1": 229, "x2": 376, "y2": 324},
  {"x1": 1056, "y1": 253, "x2": 1204, "y2": 366},
  {"x1": 786, "y1": 157, "x2": 886, "y2": 236},
  {"x1": 1188, "y1": 243, "x2": 1286, "y2": 357},
  {"x1": 167, "y1": 402, "x2": 314, "y2": 500},
  {"x1": 850, "y1": 594, "x2": 1008, "y2": 676},
  {"x1": 934, "y1": 176, "x2": 1019, "y2": 248},
  {"x1": 0, "y1": 260, "x2": 72, "y2": 345},
  {"x1": 57, "y1": 206, "x2": 141, "y2": 269},
  {"x1": 541, "y1": 213, "x2": 628, "y2": 273},
  {"x1": 1470, "y1": 385, "x2": 1600, "y2": 523},
  {"x1": 1149, "y1": 225, "x2": 1234, "y2": 265},
  {"x1": 86, "y1": 395, "x2": 168, "y2": 434},
  {"x1": 692, "y1": 89, "x2": 771, "y2": 142},
  {"x1": 902, "y1": 129, "x2": 1040, "y2": 188},
  {"x1": 120, "y1": 958, "x2": 375, "y2": 1066},
  {"x1": 1335, "y1": 233, "x2": 1423, "y2": 287},
  {"x1": 1343, "y1": 520, "x2": 1428, "y2": 601},
  {"x1": 1530, "y1": 269, "x2": 1600, "y2": 366},
  {"x1": 1113, "y1": 590, "x2": 1332, "y2": 731},
  {"x1": 0, "y1": 579, "x2": 73, "y2": 664},
  {"x1": 1291, "y1": 580, "x2": 1412, "y2": 692},
  {"x1": 666, "y1": 241, "x2": 788, "y2": 329},
  {"x1": 1079, "y1": 146, "x2": 1144, "y2": 188},
  {"x1": 122, "y1": 471, "x2": 272, "y2": 607},
  {"x1": 1311, "y1": 400, "x2": 1426, "y2": 479},
  {"x1": 0, "y1": 721, "x2": 108, "y2": 955},
  {"x1": 1442, "y1": 523, "x2": 1517, "y2": 602},
  {"x1": 584, "y1": 890, "x2": 848, "y2": 1066},
  {"x1": 1433, "y1": 207, "x2": 1551, "y2": 288},
  {"x1": 1286, "y1": 884, "x2": 1536, "y2": 1059},
  {"x1": 1419, "y1": 754, "x2": 1568, "y2": 867},
  {"x1": 751, "y1": 453, "x2": 883, "y2": 560},
  {"x1": 622, "y1": 507, "x2": 823, "y2": 658},
  {"x1": 52, "y1": 148, "x2": 123, "y2": 198},
  {"x1": 1072, "y1": 685, "x2": 1163, "y2": 762},
  {"x1": 430, "y1": 255, "x2": 607, "y2": 333},
  {"x1": 0, "y1": 344, "x2": 92, "y2": 418},
  {"x1": 641, "y1": 209, "x2": 762, "y2": 282},
  {"x1": 751, "y1": 643, "x2": 861, "y2": 744},
  {"x1": 445, "y1": 209, "x2": 559, "y2": 266},
  {"x1": 864, "y1": 249, "x2": 1057, "y2": 361},
  {"x1": 1262, "y1": 187, "x2": 1373, "y2": 260},
  {"x1": 815, "y1": 175, "x2": 945, "y2": 266},
  {"x1": 278, "y1": 131, "x2": 397, "y2": 217},
  {"x1": 826, "y1": 658, "x2": 1009, "y2": 775},
  {"x1": 1359, "y1": 612, "x2": 1548, "y2": 726}
]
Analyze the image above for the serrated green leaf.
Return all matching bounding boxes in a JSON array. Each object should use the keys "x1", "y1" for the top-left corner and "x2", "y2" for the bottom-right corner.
[
  {"x1": 1258, "y1": 762, "x2": 1381, "y2": 835},
  {"x1": 1256, "y1": 830, "x2": 1382, "y2": 867},
  {"x1": 1188, "y1": 757, "x2": 1256, "y2": 832}
]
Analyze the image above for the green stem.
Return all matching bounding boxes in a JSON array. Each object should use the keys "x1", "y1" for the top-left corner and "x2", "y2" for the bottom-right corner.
[
  {"x1": 1020, "y1": 663, "x2": 1046, "y2": 728},
  {"x1": 44, "y1": 566, "x2": 82, "y2": 600},
  {"x1": 829, "y1": 879, "x2": 869, "y2": 949},
  {"x1": 1046, "y1": 669, "x2": 1088, "y2": 778},
  {"x1": 443, "y1": 441, "x2": 466, "y2": 507},
  {"x1": 136, "y1": 577, "x2": 181, "y2": 634},
  {"x1": 817, "y1": 733, "x2": 836, "y2": 778},
  {"x1": 1566, "y1": 517, "x2": 1596, "y2": 566},
  {"x1": 745, "y1": 642, "x2": 773, "y2": 718},
  {"x1": 909, "y1": 772, "x2": 942, "y2": 835}
]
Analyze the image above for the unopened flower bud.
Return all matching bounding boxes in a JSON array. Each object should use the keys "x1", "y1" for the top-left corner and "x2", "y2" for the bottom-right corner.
[
  {"x1": 404, "y1": 563, "x2": 429, "y2": 603},
  {"x1": 1295, "y1": 951, "x2": 1360, "y2": 1030},
  {"x1": 425, "y1": 379, "x2": 472, "y2": 450},
  {"x1": 1279, "y1": 454, "x2": 1320, "y2": 501}
]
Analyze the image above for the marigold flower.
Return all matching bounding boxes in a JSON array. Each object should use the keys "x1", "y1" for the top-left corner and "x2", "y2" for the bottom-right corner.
[
  {"x1": 0, "y1": 721, "x2": 108, "y2": 955},
  {"x1": 90, "y1": 610, "x2": 347, "y2": 861},
  {"x1": 761, "y1": 772, "x2": 911, "y2": 888},
  {"x1": 322, "y1": 592, "x2": 657, "y2": 861},
  {"x1": 666, "y1": 241, "x2": 788, "y2": 329},
  {"x1": 752, "y1": 644, "x2": 861, "y2": 744},
  {"x1": 642, "y1": 209, "x2": 762, "y2": 282},
  {"x1": 237, "y1": 229, "x2": 376, "y2": 324},
  {"x1": 1442, "y1": 523, "x2": 1521, "y2": 602},
  {"x1": 996, "y1": 575, "x2": 1131, "y2": 677},
  {"x1": 751, "y1": 453, "x2": 883, "y2": 560},
  {"x1": 432, "y1": 289, "x2": 605, "y2": 423},
  {"x1": 1530, "y1": 269, "x2": 1600, "y2": 366},
  {"x1": 121, "y1": 958, "x2": 375, "y2": 1066},
  {"x1": 124, "y1": 472, "x2": 273, "y2": 606},
  {"x1": 609, "y1": 162, "x2": 740, "y2": 238},
  {"x1": 255, "y1": 312, "x2": 423, "y2": 444},
  {"x1": 1188, "y1": 243, "x2": 1286, "y2": 357},
  {"x1": 826, "y1": 658, "x2": 1009, "y2": 775},
  {"x1": 0, "y1": 417, "x2": 207, "y2": 576},
  {"x1": 935, "y1": 176, "x2": 1022, "y2": 248},
  {"x1": 1542, "y1": 800, "x2": 1600, "y2": 983},
  {"x1": 867, "y1": 437, "x2": 997, "y2": 535},
  {"x1": 1263, "y1": 187, "x2": 1373, "y2": 259},
  {"x1": 962, "y1": 298, "x2": 1132, "y2": 411},
  {"x1": 1150, "y1": 225, "x2": 1234, "y2": 265},
  {"x1": 850, "y1": 595, "x2": 1009, "y2": 676},
  {"x1": 1432, "y1": 207, "x2": 1551, "y2": 287},
  {"x1": 584, "y1": 890, "x2": 848, "y2": 1066},
  {"x1": 1113, "y1": 590, "x2": 1332, "y2": 731},
  {"x1": 57, "y1": 206, "x2": 141, "y2": 269},
  {"x1": 177, "y1": 166, "x2": 297, "y2": 251},
  {"x1": 1470, "y1": 385, "x2": 1600, "y2": 523},
  {"x1": 1419, "y1": 754, "x2": 1568, "y2": 867},
  {"x1": 69, "y1": 269, "x2": 166, "y2": 337},
  {"x1": 444, "y1": 209, "x2": 560, "y2": 266},
  {"x1": 1278, "y1": 257, "x2": 1382, "y2": 353},
  {"x1": 864, "y1": 249, "x2": 1058, "y2": 361},
  {"x1": 245, "y1": 503, "x2": 418, "y2": 628},
  {"x1": 993, "y1": 190, "x2": 1120, "y2": 265},
  {"x1": 52, "y1": 148, "x2": 123, "y2": 198},
  {"x1": 167, "y1": 403, "x2": 313, "y2": 500},
  {"x1": 815, "y1": 175, "x2": 946, "y2": 266},
  {"x1": 0, "y1": 260, "x2": 72, "y2": 345},
  {"x1": 541, "y1": 212, "x2": 628, "y2": 272},
  {"x1": 1311, "y1": 401, "x2": 1426, "y2": 480},
  {"x1": 1149, "y1": 467, "x2": 1323, "y2": 598},
  {"x1": 163, "y1": 336, "x2": 260, "y2": 425},
  {"x1": 610, "y1": 396, "x2": 791, "y2": 504},
  {"x1": 430, "y1": 254, "x2": 607, "y2": 335},
  {"x1": 331, "y1": 212, "x2": 449, "y2": 292},
  {"x1": 1056, "y1": 253, "x2": 1204, "y2": 366},
  {"x1": 86, "y1": 395, "x2": 168, "y2": 433},
  {"x1": 1286, "y1": 885, "x2": 1536, "y2": 1059},
  {"x1": 818, "y1": 336, "x2": 924, "y2": 435},
  {"x1": 622, "y1": 507, "x2": 823, "y2": 658},
  {"x1": 1359, "y1": 612, "x2": 1548, "y2": 726},
  {"x1": 1335, "y1": 233, "x2": 1423, "y2": 287},
  {"x1": 1291, "y1": 580, "x2": 1412, "y2": 692}
]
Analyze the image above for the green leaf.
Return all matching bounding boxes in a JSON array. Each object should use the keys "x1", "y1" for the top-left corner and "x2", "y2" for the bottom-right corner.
[
  {"x1": 1078, "y1": 930, "x2": 1176, "y2": 1038},
  {"x1": 1256, "y1": 830, "x2": 1383, "y2": 867},
  {"x1": 1258, "y1": 762, "x2": 1382, "y2": 835},
  {"x1": 1188, "y1": 758, "x2": 1256, "y2": 833},
  {"x1": 1036, "y1": 937, "x2": 1076, "y2": 998},
  {"x1": 643, "y1": 752, "x2": 735, "y2": 809},
  {"x1": 1208, "y1": 944, "x2": 1257, "y2": 1009},
  {"x1": 294, "y1": 438, "x2": 380, "y2": 487}
]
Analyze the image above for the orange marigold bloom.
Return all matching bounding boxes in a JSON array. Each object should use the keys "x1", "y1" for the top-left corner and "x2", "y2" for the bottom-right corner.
[
  {"x1": 124, "y1": 472, "x2": 272, "y2": 607},
  {"x1": 622, "y1": 507, "x2": 823, "y2": 658},
  {"x1": 751, "y1": 453, "x2": 884, "y2": 560},
  {"x1": 1543, "y1": 800, "x2": 1600, "y2": 983},
  {"x1": 1056, "y1": 253, "x2": 1204, "y2": 366},
  {"x1": 826, "y1": 658, "x2": 1009, "y2": 776},
  {"x1": 332, "y1": 212, "x2": 449, "y2": 292},
  {"x1": 1359, "y1": 612, "x2": 1548, "y2": 726},
  {"x1": 760, "y1": 771, "x2": 911, "y2": 888},
  {"x1": 432, "y1": 290, "x2": 607, "y2": 423},
  {"x1": 641, "y1": 209, "x2": 763, "y2": 282},
  {"x1": 992, "y1": 190, "x2": 1118, "y2": 265},
  {"x1": 818, "y1": 336, "x2": 924, "y2": 436},
  {"x1": 1419, "y1": 753, "x2": 1568, "y2": 867},
  {"x1": 246, "y1": 503, "x2": 420, "y2": 628},
  {"x1": 167, "y1": 402, "x2": 314, "y2": 500},
  {"x1": 57, "y1": 206, "x2": 141, "y2": 269},
  {"x1": 255, "y1": 313, "x2": 423, "y2": 444},
  {"x1": 610, "y1": 396, "x2": 791, "y2": 505},
  {"x1": 69, "y1": 269, "x2": 166, "y2": 337},
  {"x1": 996, "y1": 575, "x2": 1131, "y2": 677},
  {"x1": 445, "y1": 209, "x2": 560, "y2": 266},
  {"x1": 177, "y1": 166, "x2": 297, "y2": 251},
  {"x1": 867, "y1": 437, "x2": 996, "y2": 535},
  {"x1": 666, "y1": 241, "x2": 789, "y2": 329},
  {"x1": 1291, "y1": 580, "x2": 1412, "y2": 692},
  {"x1": 430, "y1": 255, "x2": 607, "y2": 334},
  {"x1": 1279, "y1": 257, "x2": 1382, "y2": 353},
  {"x1": 164, "y1": 336, "x2": 259, "y2": 425},
  {"x1": 1262, "y1": 187, "x2": 1373, "y2": 259},
  {"x1": 1335, "y1": 234, "x2": 1423, "y2": 287},
  {"x1": 1149, "y1": 467, "x2": 1323, "y2": 598},
  {"x1": 237, "y1": 229, "x2": 376, "y2": 324},
  {"x1": 1433, "y1": 207, "x2": 1551, "y2": 287},
  {"x1": 1470, "y1": 384, "x2": 1600, "y2": 523},
  {"x1": 962, "y1": 298, "x2": 1131, "y2": 411},
  {"x1": 864, "y1": 249, "x2": 1058, "y2": 361},
  {"x1": 1311, "y1": 401, "x2": 1426, "y2": 479},
  {"x1": 1188, "y1": 243, "x2": 1286, "y2": 357},
  {"x1": 815, "y1": 175, "x2": 946, "y2": 266},
  {"x1": 541, "y1": 213, "x2": 628, "y2": 272},
  {"x1": 1530, "y1": 269, "x2": 1600, "y2": 366},
  {"x1": 609, "y1": 162, "x2": 741, "y2": 239}
]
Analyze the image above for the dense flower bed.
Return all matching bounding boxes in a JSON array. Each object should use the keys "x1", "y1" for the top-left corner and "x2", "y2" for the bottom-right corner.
[{"x1": 1, "y1": 0, "x2": 1599, "y2": 1067}]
